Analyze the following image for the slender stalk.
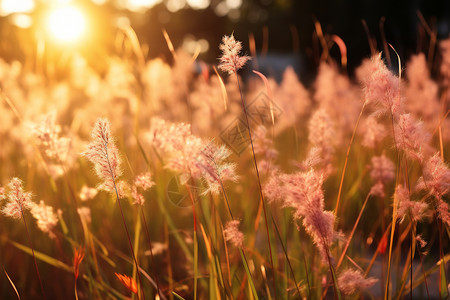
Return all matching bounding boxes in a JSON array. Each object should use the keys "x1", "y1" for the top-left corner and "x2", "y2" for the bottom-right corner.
[
  {"x1": 324, "y1": 241, "x2": 341, "y2": 300},
  {"x1": 270, "y1": 214, "x2": 303, "y2": 299},
  {"x1": 21, "y1": 211, "x2": 46, "y2": 300},
  {"x1": 416, "y1": 240, "x2": 431, "y2": 299},
  {"x1": 410, "y1": 225, "x2": 413, "y2": 300},
  {"x1": 105, "y1": 144, "x2": 144, "y2": 300},
  {"x1": 365, "y1": 224, "x2": 392, "y2": 277},
  {"x1": 337, "y1": 193, "x2": 371, "y2": 269},
  {"x1": 302, "y1": 250, "x2": 312, "y2": 300},
  {"x1": 185, "y1": 183, "x2": 198, "y2": 300},
  {"x1": 140, "y1": 208, "x2": 162, "y2": 299},
  {"x1": 335, "y1": 101, "x2": 366, "y2": 217},
  {"x1": 75, "y1": 280, "x2": 79, "y2": 300},
  {"x1": 385, "y1": 105, "x2": 402, "y2": 300},
  {"x1": 113, "y1": 189, "x2": 144, "y2": 300},
  {"x1": 164, "y1": 221, "x2": 174, "y2": 300},
  {"x1": 235, "y1": 71, "x2": 277, "y2": 298},
  {"x1": 384, "y1": 164, "x2": 399, "y2": 300},
  {"x1": 436, "y1": 218, "x2": 448, "y2": 298},
  {"x1": 211, "y1": 160, "x2": 259, "y2": 299}
]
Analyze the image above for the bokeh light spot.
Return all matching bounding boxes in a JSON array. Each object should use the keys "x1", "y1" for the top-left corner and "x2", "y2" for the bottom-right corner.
[
  {"x1": 0, "y1": 0, "x2": 34, "y2": 16},
  {"x1": 186, "y1": 0, "x2": 210, "y2": 10},
  {"x1": 47, "y1": 6, "x2": 87, "y2": 43}
]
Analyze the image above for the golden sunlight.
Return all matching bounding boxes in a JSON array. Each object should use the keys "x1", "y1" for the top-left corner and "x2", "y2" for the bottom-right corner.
[
  {"x1": 0, "y1": 0, "x2": 34, "y2": 16},
  {"x1": 46, "y1": 6, "x2": 86, "y2": 43}
]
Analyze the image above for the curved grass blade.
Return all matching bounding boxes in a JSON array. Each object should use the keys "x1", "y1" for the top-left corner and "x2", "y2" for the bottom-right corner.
[{"x1": 4, "y1": 268, "x2": 21, "y2": 300}]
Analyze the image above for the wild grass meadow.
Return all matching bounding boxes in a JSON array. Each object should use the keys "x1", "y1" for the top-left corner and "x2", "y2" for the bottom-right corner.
[{"x1": 1, "y1": 17, "x2": 450, "y2": 300}]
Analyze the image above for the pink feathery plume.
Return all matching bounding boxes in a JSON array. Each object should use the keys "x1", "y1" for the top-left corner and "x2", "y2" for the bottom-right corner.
[
  {"x1": 79, "y1": 185, "x2": 98, "y2": 201},
  {"x1": 149, "y1": 119, "x2": 236, "y2": 194},
  {"x1": 31, "y1": 112, "x2": 71, "y2": 161},
  {"x1": 395, "y1": 185, "x2": 429, "y2": 223},
  {"x1": 359, "y1": 53, "x2": 403, "y2": 117},
  {"x1": 416, "y1": 234, "x2": 428, "y2": 250},
  {"x1": 252, "y1": 125, "x2": 279, "y2": 174},
  {"x1": 394, "y1": 113, "x2": 431, "y2": 162},
  {"x1": 416, "y1": 152, "x2": 450, "y2": 199},
  {"x1": 337, "y1": 269, "x2": 378, "y2": 295},
  {"x1": 198, "y1": 141, "x2": 238, "y2": 195},
  {"x1": 1, "y1": 177, "x2": 34, "y2": 219},
  {"x1": 131, "y1": 172, "x2": 155, "y2": 206},
  {"x1": 223, "y1": 219, "x2": 244, "y2": 248},
  {"x1": 82, "y1": 118, "x2": 123, "y2": 195},
  {"x1": 436, "y1": 199, "x2": 450, "y2": 227},
  {"x1": 404, "y1": 54, "x2": 439, "y2": 125},
  {"x1": 218, "y1": 34, "x2": 251, "y2": 75},
  {"x1": 264, "y1": 169, "x2": 337, "y2": 262},
  {"x1": 262, "y1": 171, "x2": 285, "y2": 204},
  {"x1": 30, "y1": 200, "x2": 59, "y2": 239},
  {"x1": 308, "y1": 108, "x2": 336, "y2": 171},
  {"x1": 1, "y1": 177, "x2": 46, "y2": 299},
  {"x1": 361, "y1": 115, "x2": 387, "y2": 148},
  {"x1": 369, "y1": 154, "x2": 395, "y2": 198}
]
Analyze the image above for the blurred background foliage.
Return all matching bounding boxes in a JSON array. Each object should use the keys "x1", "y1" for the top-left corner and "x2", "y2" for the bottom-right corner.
[{"x1": 0, "y1": 0, "x2": 449, "y2": 79}]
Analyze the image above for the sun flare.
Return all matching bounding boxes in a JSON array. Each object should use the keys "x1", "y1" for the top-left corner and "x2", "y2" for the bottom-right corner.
[{"x1": 47, "y1": 6, "x2": 86, "y2": 43}]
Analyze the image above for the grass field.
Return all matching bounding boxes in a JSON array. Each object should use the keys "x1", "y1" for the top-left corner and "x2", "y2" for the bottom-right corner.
[{"x1": 0, "y1": 27, "x2": 450, "y2": 299}]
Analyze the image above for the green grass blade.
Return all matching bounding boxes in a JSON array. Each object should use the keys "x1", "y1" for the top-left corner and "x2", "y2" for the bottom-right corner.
[
  {"x1": 172, "y1": 291, "x2": 187, "y2": 300},
  {"x1": 440, "y1": 262, "x2": 448, "y2": 299},
  {"x1": 239, "y1": 249, "x2": 259, "y2": 300},
  {"x1": 8, "y1": 239, "x2": 73, "y2": 272},
  {"x1": 132, "y1": 209, "x2": 142, "y2": 300}
]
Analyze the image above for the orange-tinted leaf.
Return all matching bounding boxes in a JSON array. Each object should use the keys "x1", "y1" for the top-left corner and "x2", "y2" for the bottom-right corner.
[{"x1": 115, "y1": 272, "x2": 138, "y2": 294}]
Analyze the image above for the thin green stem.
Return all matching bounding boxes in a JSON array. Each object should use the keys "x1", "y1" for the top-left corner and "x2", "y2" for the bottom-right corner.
[
  {"x1": 270, "y1": 214, "x2": 303, "y2": 299},
  {"x1": 113, "y1": 190, "x2": 144, "y2": 300},
  {"x1": 235, "y1": 70, "x2": 277, "y2": 298},
  {"x1": 185, "y1": 183, "x2": 198, "y2": 300},
  {"x1": 21, "y1": 211, "x2": 46, "y2": 300},
  {"x1": 104, "y1": 142, "x2": 144, "y2": 300},
  {"x1": 210, "y1": 158, "x2": 259, "y2": 299},
  {"x1": 140, "y1": 208, "x2": 162, "y2": 299}
]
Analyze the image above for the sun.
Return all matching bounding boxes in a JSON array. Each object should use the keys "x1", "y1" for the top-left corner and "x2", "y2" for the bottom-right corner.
[{"x1": 47, "y1": 6, "x2": 87, "y2": 43}]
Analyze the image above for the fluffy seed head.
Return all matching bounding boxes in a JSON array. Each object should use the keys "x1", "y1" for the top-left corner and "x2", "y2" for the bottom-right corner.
[
  {"x1": 338, "y1": 269, "x2": 378, "y2": 295},
  {"x1": 30, "y1": 200, "x2": 59, "y2": 239},
  {"x1": 224, "y1": 219, "x2": 244, "y2": 248},
  {"x1": 131, "y1": 172, "x2": 155, "y2": 206},
  {"x1": 218, "y1": 34, "x2": 251, "y2": 75},
  {"x1": 436, "y1": 199, "x2": 450, "y2": 227},
  {"x1": 395, "y1": 185, "x2": 429, "y2": 223},
  {"x1": 82, "y1": 118, "x2": 122, "y2": 195},
  {"x1": 148, "y1": 119, "x2": 236, "y2": 194},
  {"x1": 394, "y1": 113, "x2": 431, "y2": 162},
  {"x1": 1, "y1": 177, "x2": 33, "y2": 220},
  {"x1": 361, "y1": 115, "x2": 387, "y2": 148},
  {"x1": 370, "y1": 154, "x2": 395, "y2": 183},
  {"x1": 79, "y1": 185, "x2": 98, "y2": 201},
  {"x1": 369, "y1": 154, "x2": 395, "y2": 197},
  {"x1": 416, "y1": 152, "x2": 450, "y2": 199},
  {"x1": 360, "y1": 53, "x2": 403, "y2": 116},
  {"x1": 30, "y1": 112, "x2": 71, "y2": 161},
  {"x1": 264, "y1": 169, "x2": 337, "y2": 262}
]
